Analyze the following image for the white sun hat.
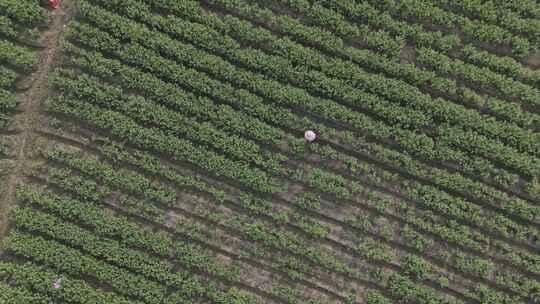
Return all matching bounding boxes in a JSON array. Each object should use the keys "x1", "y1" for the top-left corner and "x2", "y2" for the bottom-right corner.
[{"x1": 304, "y1": 130, "x2": 316, "y2": 142}]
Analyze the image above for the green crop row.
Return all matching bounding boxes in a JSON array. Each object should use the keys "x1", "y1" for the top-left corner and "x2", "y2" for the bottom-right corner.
[
  {"x1": 206, "y1": 204, "x2": 458, "y2": 304},
  {"x1": 77, "y1": 0, "x2": 540, "y2": 190},
  {"x1": 0, "y1": 281, "x2": 49, "y2": 304},
  {"x1": 60, "y1": 18, "x2": 540, "y2": 275},
  {"x1": 181, "y1": 0, "x2": 538, "y2": 180},
  {"x1": 10, "y1": 207, "x2": 195, "y2": 293},
  {"x1": 278, "y1": 0, "x2": 538, "y2": 126},
  {"x1": 216, "y1": 3, "x2": 540, "y2": 156},
  {"x1": 430, "y1": 0, "x2": 540, "y2": 47},
  {"x1": 300, "y1": 0, "x2": 460, "y2": 52},
  {"x1": 51, "y1": 71, "x2": 287, "y2": 174},
  {"x1": 77, "y1": 0, "x2": 535, "y2": 185},
  {"x1": 102, "y1": 140, "x2": 331, "y2": 241},
  {"x1": 46, "y1": 149, "x2": 176, "y2": 204},
  {"x1": 0, "y1": 88, "x2": 17, "y2": 112},
  {"x1": 76, "y1": 3, "x2": 430, "y2": 132},
  {"x1": 0, "y1": 39, "x2": 38, "y2": 72},
  {"x1": 0, "y1": 0, "x2": 47, "y2": 27},
  {"x1": 98, "y1": 139, "x2": 538, "y2": 298},
  {"x1": 45, "y1": 148, "x2": 341, "y2": 271},
  {"x1": 41, "y1": 2, "x2": 540, "y2": 303},
  {"x1": 46, "y1": 94, "x2": 281, "y2": 193},
  {"x1": 51, "y1": 63, "x2": 540, "y2": 290},
  {"x1": 304, "y1": 1, "x2": 534, "y2": 126},
  {"x1": 198, "y1": 3, "x2": 540, "y2": 160},
  {"x1": 16, "y1": 186, "x2": 261, "y2": 303},
  {"x1": 17, "y1": 186, "x2": 234, "y2": 281},
  {"x1": 89, "y1": 141, "x2": 513, "y2": 303},
  {"x1": 461, "y1": 45, "x2": 540, "y2": 87},
  {"x1": 37, "y1": 161, "x2": 321, "y2": 304},
  {"x1": 10, "y1": 206, "x2": 254, "y2": 302},
  {"x1": 0, "y1": 66, "x2": 17, "y2": 89},
  {"x1": 367, "y1": 0, "x2": 531, "y2": 58},
  {"x1": 54, "y1": 136, "x2": 536, "y2": 304},
  {"x1": 97, "y1": 140, "x2": 228, "y2": 202},
  {"x1": 64, "y1": 22, "x2": 540, "y2": 278},
  {"x1": 0, "y1": 262, "x2": 138, "y2": 304},
  {"x1": 266, "y1": 0, "x2": 405, "y2": 58},
  {"x1": 100, "y1": 1, "x2": 536, "y2": 213},
  {"x1": 53, "y1": 68, "x2": 366, "y2": 206},
  {"x1": 4, "y1": 230, "x2": 166, "y2": 303},
  {"x1": 417, "y1": 47, "x2": 540, "y2": 108},
  {"x1": 0, "y1": 16, "x2": 17, "y2": 39},
  {"x1": 494, "y1": 0, "x2": 540, "y2": 19},
  {"x1": 40, "y1": 145, "x2": 405, "y2": 303},
  {"x1": 63, "y1": 38, "x2": 310, "y2": 144}
]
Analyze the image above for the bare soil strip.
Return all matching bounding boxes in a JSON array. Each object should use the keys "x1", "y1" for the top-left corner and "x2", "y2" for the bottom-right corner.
[{"x1": 0, "y1": 2, "x2": 73, "y2": 243}]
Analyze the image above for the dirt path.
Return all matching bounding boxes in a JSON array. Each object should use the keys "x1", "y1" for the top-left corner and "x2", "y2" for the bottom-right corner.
[{"x1": 0, "y1": 2, "x2": 73, "y2": 242}]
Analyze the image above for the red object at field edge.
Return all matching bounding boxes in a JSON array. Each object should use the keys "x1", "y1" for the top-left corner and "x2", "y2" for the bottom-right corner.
[{"x1": 48, "y1": 0, "x2": 60, "y2": 9}]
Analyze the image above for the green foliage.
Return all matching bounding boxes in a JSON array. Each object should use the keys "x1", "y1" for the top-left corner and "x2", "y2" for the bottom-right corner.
[
  {"x1": 0, "y1": 261, "x2": 138, "y2": 304},
  {"x1": 364, "y1": 290, "x2": 392, "y2": 304},
  {"x1": 402, "y1": 254, "x2": 432, "y2": 281},
  {"x1": 0, "y1": 88, "x2": 17, "y2": 112},
  {"x1": 0, "y1": 66, "x2": 17, "y2": 88},
  {"x1": 295, "y1": 192, "x2": 321, "y2": 210},
  {"x1": 455, "y1": 253, "x2": 494, "y2": 278},
  {"x1": 0, "y1": 0, "x2": 47, "y2": 26},
  {"x1": 1, "y1": 0, "x2": 536, "y2": 303},
  {"x1": 0, "y1": 39, "x2": 38, "y2": 72}
]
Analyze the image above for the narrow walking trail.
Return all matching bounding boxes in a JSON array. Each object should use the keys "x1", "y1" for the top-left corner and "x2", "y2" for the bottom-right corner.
[{"x1": 0, "y1": 1, "x2": 73, "y2": 245}]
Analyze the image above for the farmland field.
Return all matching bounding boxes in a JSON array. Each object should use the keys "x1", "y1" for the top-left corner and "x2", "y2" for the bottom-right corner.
[{"x1": 0, "y1": 0, "x2": 539, "y2": 303}]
